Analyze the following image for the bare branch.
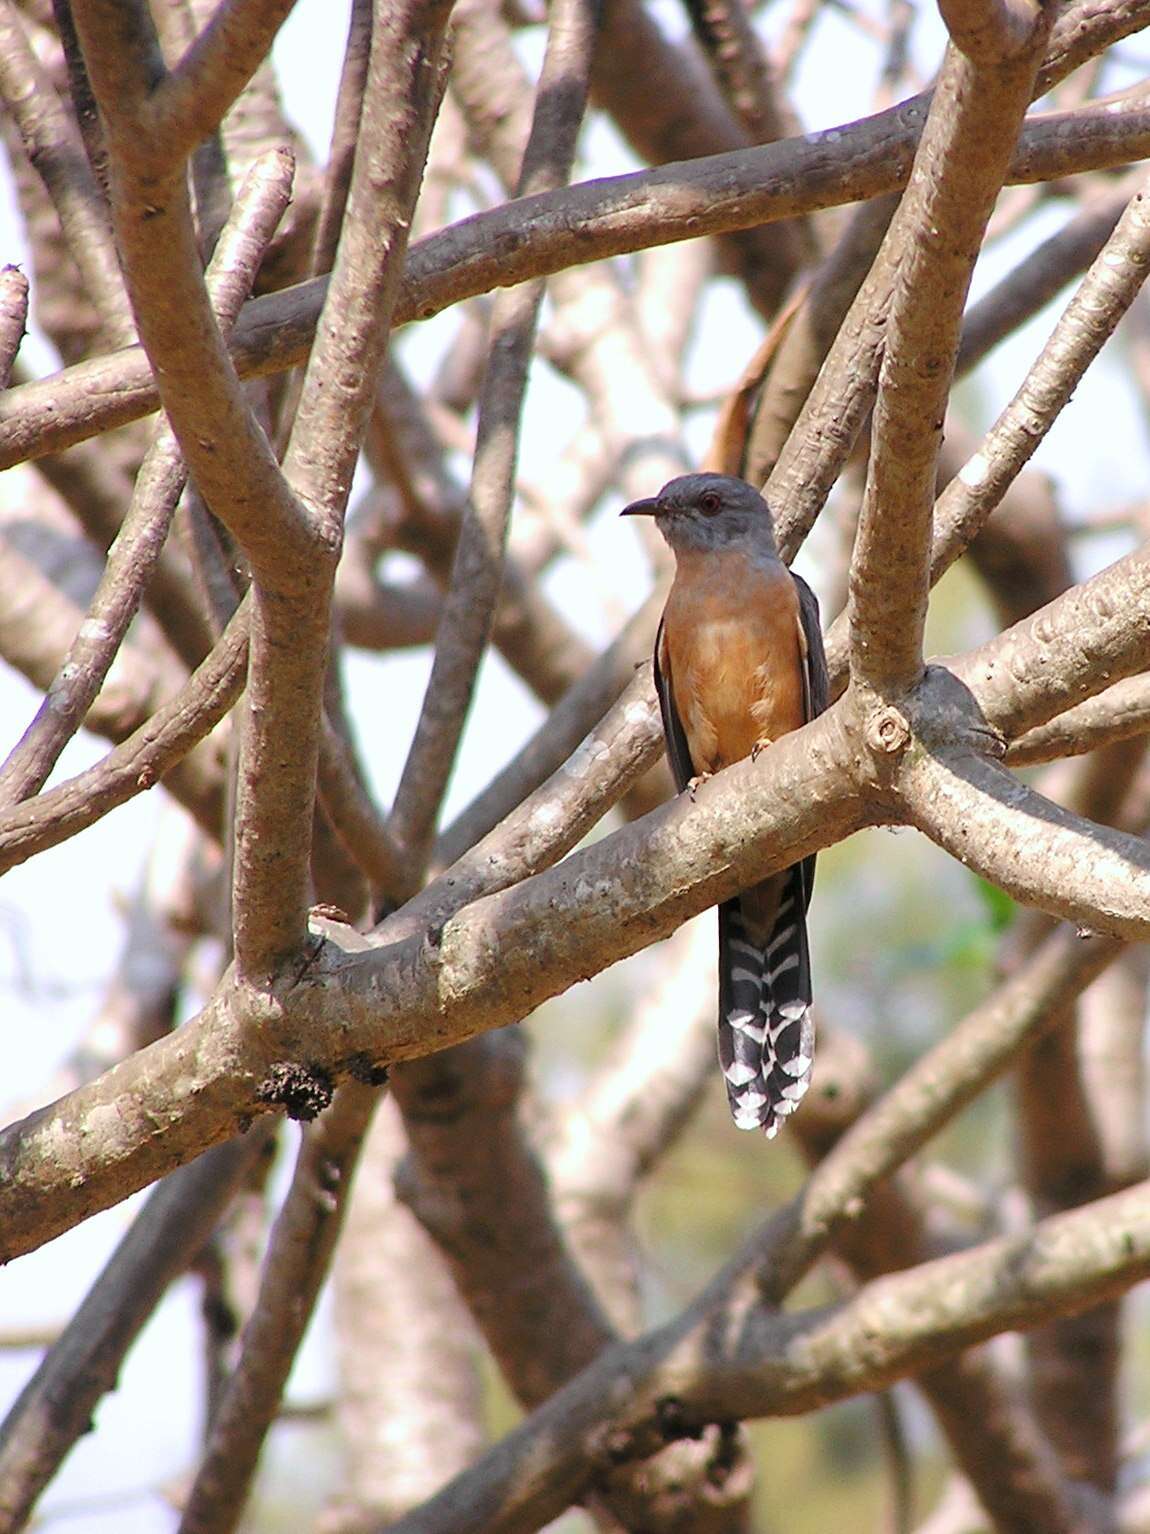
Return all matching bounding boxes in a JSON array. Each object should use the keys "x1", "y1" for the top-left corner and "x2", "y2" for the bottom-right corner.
[
  {"x1": 7, "y1": 92, "x2": 1150, "y2": 470},
  {"x1": 0, "y1": 703, "x2": 862, "y2": 1261},
  {"x1": 547, "y1": 917, "x2": 716, "y2": 1326},
  {"x1": 0, "y1": 600, "x2": 246, "y2": 871},
  {"x1": 388, "y1": 666, "x2": 663, "y2": 939},
  {"x1": 310, "y1": 0, "x2": 373, "y2": 277},
  {"x1": 0, "y1": 147, "x2": 292, "y2": 806},
  {"x1": 956, "y1": 543, "x2": 1150, "y2": 742},
  {"x1": 0, "y1": 264, "x2": 27, "y2": 389},
  {"x1": 938, "y1": 0, "x2": 1045, "y2": 63},
  {"x1": 389, "y1": 0, "x2": 600, "y2": 874},
  {"x1": 382, "y1": 1178, "x2": 1150, "y2": 1534},
  {"x1": 746, "y1": 192, "x2": 897, "y2": 488},
  {"x1": 821, "y1": 173, "x2": 1150, "y2": 692},
  {"x1": 392, "y1": 1033, "x2": 616, "y2": 1408},
  {"x1": 0, "y1": 1128, "x2": 271, "y2": 1534},
  {"x1": 592, "y1": 0, "x2": 804, "y2": 314},
  {"x1": 316, "y1": 718, "x2": 405, "y2": 895},
  {"x1": 330, "y1": 1097, "x2": 485, "y2": 1525},
  {"x1": 957, "y1": 172, "x2": 1141, "y2": 373},
  {"x1": 899, "y1": 747, "x2": 1150, "y2": 940},
  {"x1": 0, "y1": 1, "x2": 132, "y2": 346},
  {"x1": 178, "y1": 1086, "x2": 376, "y2": 1534},
  {"x1": 1009, "y1": 678, "x2": 1150, "y2": 766},
  {"x1": 433, "y1": 587, "x2": 664, "y2": 869},
  {"x1": 147, "y1": 0, "x2": 299, "y2": 166},
  {"x1": 848, "y1": 28, "x2": 1047, "y2": 695},
  {"x1": 930, "y1": 174, "x2": 1150, "y2": 592},
  {"x1": 280, "y1": 1, "x2": 449, "y2": 534}
]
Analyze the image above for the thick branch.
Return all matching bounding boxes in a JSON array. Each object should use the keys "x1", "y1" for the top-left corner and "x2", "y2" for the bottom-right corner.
[
  {"x1": 899, "y1": 745, "x2": 1150, "y2": 939},
  {"x1": 0, "y1": 704, "x2": 861, "y2": 1261},
  {"x1": 848, "y1": 27, "x2": 1046, "y2": 695},
  {"x1": 955, "y1": 542, "x2": 1150, "y2": 741},
  {"x1": 178, "y1": 1087, "x2": 376, "y2": 1534},
  {"x1": 229, "y1": 0, "x2": 449, "y2": 980},
  {"x1": 70, "y1": 0, "x2": 312, "y2": 577}
]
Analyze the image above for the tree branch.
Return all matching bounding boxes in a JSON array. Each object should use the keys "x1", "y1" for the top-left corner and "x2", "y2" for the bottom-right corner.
[
  {"x1": 1009, "y1": 677, "x2": 1150, "y2": 766},
  {"x1": 389, "y1": 0, "x2": 601, "y2": 875},
  {"x1": 0, "y1": 264, "x2": 27, "y2": 389},
  {"x1": 848, "y1": 23, "x2": 1047, "y2": 695},
  {"x1": 6, "y1": 93, "x2": 1150, "y2": 470},
  {"x1": 955, "y1": 542, "x2": 1150, "y2": 742},
  {"x1": 380, "y1": 1178, "x2": 1150, "y2": 1534},
  {"x1": 0, "y1": 599, "x2": 246, "y2": 870},
  {"x1": 69, "y1": 0, "x2": 310, "y2": 574},
  {"x1": 177, "y1": 1086, "x2": 376, "y2": 1534},
  {"x1": 0, "y1": 147, "x2": 291, "y2": 805},
  {"x1": 899, "y1": 745, "x2": 1150, "y2": 939},
  {"x1": 0, "y1": 1, "x2": 132, "y2": 346},
  {"x1": 930, "y1": 174, "x2": 1150, "y2": 592},
  {"x1": 146, "y1": 0, "x2": 299, "y2": 166},
  {"x1": 0, "y1": 703, "x2": 861, "y2": 1261},
  {"x1": 0, "y1": 1128, "x2": 271, "y2": 1534}
]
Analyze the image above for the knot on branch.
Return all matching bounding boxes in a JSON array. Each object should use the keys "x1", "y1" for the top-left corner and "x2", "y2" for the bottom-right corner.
[
  {"x1": 866, "y1": 706, "x2": 910, "y2": 756},
  {"x1": 255, "y1": 1060, "x2": 334, "y2": 1121}
]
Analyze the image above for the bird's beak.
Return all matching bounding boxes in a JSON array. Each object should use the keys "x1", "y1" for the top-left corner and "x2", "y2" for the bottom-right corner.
[{"x1": 620, "y1": 497, "x2": 661, "y2": 518}]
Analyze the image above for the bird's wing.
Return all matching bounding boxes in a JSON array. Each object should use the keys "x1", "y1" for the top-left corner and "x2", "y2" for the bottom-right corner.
[
  {"x1": 654, "y1": 616, "x2": 696, "y2": 791},
  {"x1": 792, "y1": 571, "x2": 828, "y2": 914},
  {"x1": 794, "y1": 571, "x2": 829, "y2": 722}
]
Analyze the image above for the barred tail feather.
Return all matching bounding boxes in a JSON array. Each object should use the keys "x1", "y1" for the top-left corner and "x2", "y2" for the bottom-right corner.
[{"x1": 718, "y1": 864, "x2": 816, "y2": 1137}]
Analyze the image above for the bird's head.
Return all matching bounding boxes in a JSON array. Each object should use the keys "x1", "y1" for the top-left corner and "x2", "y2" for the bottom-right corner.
[{"x1": 620, "y1": 472, "x2": 778, "y2": 555}]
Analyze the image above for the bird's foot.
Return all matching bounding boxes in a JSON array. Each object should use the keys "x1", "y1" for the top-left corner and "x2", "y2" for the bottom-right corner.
[
  {"x1": 686, "y1": 772, "x2": 712, "y2": 801},
  {"x1": 751, "y1": 735, "x2": 774, "y2": 762}
]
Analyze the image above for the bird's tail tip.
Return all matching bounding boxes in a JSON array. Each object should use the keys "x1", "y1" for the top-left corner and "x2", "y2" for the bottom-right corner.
[{"x1": 721, "y1": 999, "x2": 815, "y2": 1137}]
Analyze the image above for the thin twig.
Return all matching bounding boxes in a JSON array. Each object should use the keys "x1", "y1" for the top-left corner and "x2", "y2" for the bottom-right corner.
[
  {"x1": 0, "y1": 148, "x2": 293, "y2": 806},
  {"x1": 0, "y1": 602, "x2": 247, "y2": 872}
]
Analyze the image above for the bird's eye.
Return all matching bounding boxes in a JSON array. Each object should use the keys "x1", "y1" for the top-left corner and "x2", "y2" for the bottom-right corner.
[{"x1": 699, "y1": 490, "x2": 722, "y2": 515}]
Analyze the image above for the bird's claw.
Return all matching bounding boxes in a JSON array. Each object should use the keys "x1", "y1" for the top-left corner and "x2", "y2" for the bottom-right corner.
[
  {"x1": 686, "y1": 772, "x2": 712, "y2": 801},
  {"x1": 751, "y1": 735, "x2": 774, "y2": 762}
]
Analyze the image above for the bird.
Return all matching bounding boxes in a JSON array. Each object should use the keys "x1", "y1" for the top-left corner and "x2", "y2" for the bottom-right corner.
[{"x1": 621, "y1": 472, "x2": 828, "y2": 1137}]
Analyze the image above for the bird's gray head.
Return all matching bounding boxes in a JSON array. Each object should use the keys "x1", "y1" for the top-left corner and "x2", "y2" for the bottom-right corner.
[{"x1": 620, "y1": 472, "x2": 778, "y2": 555}]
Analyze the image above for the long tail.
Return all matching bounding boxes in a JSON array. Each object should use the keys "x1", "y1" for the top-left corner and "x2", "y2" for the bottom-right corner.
[{"x1": 717, "y1": 862, "x2": 816, "y2": 1137}]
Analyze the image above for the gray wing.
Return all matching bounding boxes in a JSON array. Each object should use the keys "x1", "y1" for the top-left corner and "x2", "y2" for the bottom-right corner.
[
  {"x1": 653, "y1": 616, "x2": 696, "y2": 790},
  {"x1": 793, "y1": 572, "x2": 827, "y2": 914}
]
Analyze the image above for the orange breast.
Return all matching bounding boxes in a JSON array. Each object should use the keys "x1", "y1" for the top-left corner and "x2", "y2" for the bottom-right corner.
[{"x1": 661, "y1": 546, "x2": 805, "y2": 775}]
